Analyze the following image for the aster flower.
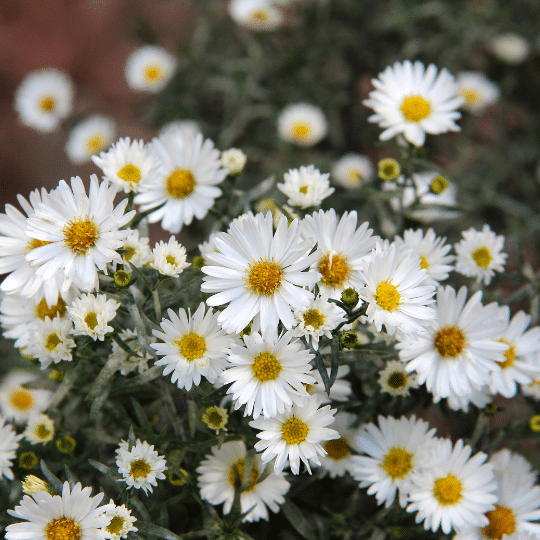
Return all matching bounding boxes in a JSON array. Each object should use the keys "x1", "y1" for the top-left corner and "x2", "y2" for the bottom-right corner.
[
  {"x1": 0, "y1": 414, "x2": 22, "y2": 480},
  {"x1": 150, "y1": 236, "x2": 190, "y2": 277},
  {"x1": 197, "y1": 440, "x2": 290, "y2": 522},
  {"x1": 159, "y1": 119, "x2": 201, "y2": 139},
  {"x1": 454, "y1": 225, "x2": 507, "y2": 285},
  {"x1": 446, "y1": 386, "x2": 493, "y2": 413},
  {"x1": 277, "y1": 165, "x2": 335, "y2": 209},
  {"x1": 125, "y1": 45, "x2": 177, "y2": 93},
  {"x1": 378, "y1": 360, "x2": 418, "y2": 396},
  {"x1": 116, "y1": 439, "x2": 167, "y2": 494},
  {"x1": 65, "y1": 115, "x2": 116, "y2": 164},
  {"x1": 201, "y1": 212, "x2": 321, "y2": 334},
  {"x1": 67, "y1": 293, "x2": 120, "y2": 341},
  {"x1": 14, "y1": 68, "x2": 74, "y2": 133},
  {"x1": 456, "y1": 71, "x2": 500, "y2": 115},
  {"x1": 277, "y1": 103, "x2": 328, "y2": 146},
  {"x1": 249, "y1": 395, "x2": 339, "y2": 475},
  {"x1": 331, "y1": 153, "x2": 375, "y2": 190},
  {"x1": 363, "y1": 60, "x2": 465, "y2": 146},
  {"x1": 101, "y1": 501, "x2": 138, "y2": 540},
  {"x1": 490, "y1": 33, "x2": 530, "y2": 64},
  {"x1": 119, "y1": 229, "x2": 152, "y2": 268},
  {"x1": 151, "y1": 303, "x2": 234, "y2": 390},
  {"x1": 229, "y1": 0, "x2": 284, "y2": 31},
  {"x1": 221, "y1": 148, "x2": 247, "y2": 175},
  {"x1": 23, "y1": 413, "x2": 55, "y2": 445}
]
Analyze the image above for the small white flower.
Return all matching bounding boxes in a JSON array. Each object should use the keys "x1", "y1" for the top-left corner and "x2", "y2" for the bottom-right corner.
[
  {"x1": 331, "y1": 153, "x2": 375, "y2": 189},
  {"x1": 277, "y1": 103, "x2": 328, "y2": 146},
  {"x1": 14, "y1": 68, "x2": 74, "y2": 133},
  {"x1": 490, "y1": 33, "x2": 530, "y2": 64},
  {"x1": 66, "y1": 115, "x2": 116, "y2": 164},
  {"x1": 125, "y1": 45, "x2": 177, "y2": 92},
  {"x1": 456, "y1": 71, "x2": 500, "y2": 115},
  {"x1": 221, "y1": 148, "x2": 247, "y2": 175},
  {"x1": 277, "y1": 165, "x2": 335, "y2": 209},
  {"x1": 120, "y1": 229, "x2": 152, "y2": 268},
  {"x1": 150, "y1": 237, "x2": 190, "y2": 277},
  {"x1": 67, "y1": 293, "x2": 119, "y2": 341},
  {"x1": 229, "y1": 0, "x2": 284, "y2": 31},
  {"x1": 116, "y1": 439, "x2": 167, "y2": 494},
  {"x1": 101, "y1": 500, "x2": 138, "y2": 539},
  {"x1": 23, "y1": 413, "x2": 55, "y2": 445},
  {"x1": 378, "y1": 360, "x2": 418, "y2": 396},
  {"x1": 454, "y1": 225, "x2": 507, "y2": 285},
  {"x1": 0, "y1": 414, "x2": 22, "y2": 480},
  {"x1": 25, "y1": 315, "x2": 75, "y2": 368}
]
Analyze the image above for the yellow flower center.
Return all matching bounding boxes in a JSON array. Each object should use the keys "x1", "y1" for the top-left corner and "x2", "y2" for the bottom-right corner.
[
  {"x1": 303, "y1": 309, "x2": 325, "y2": 330},
  {"x1": 145, "y1": 64, "x2": 163, "y2": 81},
  {"x1": 497, "y1": 339, "x2": 515, "y2": 369},
  {"x1": 434, "y1": 325, "x2": 466, "y2": 357},
  {"x1": 35, "y1": 296, "x2": 67, "y2": 321},
  {"x1": 381, "y1": 447, "x2": 413, "y2": 479},
  {"x1": 45, "y1": 516, "x2": 82, "y2": 540},
  {"x1": 282, "y1": 417, "x2": 309, "y2": 444},
  {"x1": 117, "y1": 164, "x2": 142, "y2": 185},
  {"x1": 86, "y1": 135, "x2": 105, "y2": 154},
  {"x1": 460, "y1": 89, "x2": 481, "y2": 106},
  {"x1": 319, "y1": 253, "x2": 351, "y2": 288},
  {"x1": 433, "y1": 473, "x2": 463, "y2": 506},
  {"x1": 400, "y1": 95, "x2": 431, "y2": 122},
  {"x1": 228, "y1": 458, "x2": 259, "y2": 491},
  {"x1": 472, "y1": 247, "x2": 492, "y2": 268},
  {"x1": 45, "y1": 333, "x2": 62, "y2": 351},
  {"x1": 166, "y1": 169, "x2": 195, "y2": 199},
  {"x1": 251, "y1": 9, "x2": 270, "y2": 23},
  {"x1": 246, "y1": 258, "x2": 284, "y2": 296},
  {"x1": 130, "y1": 458, "x2": 151, "y2": 480},
  {"x1": 166, "y1": 255, "x2": 177, "y2": 266},
  {"x1": 387, "y1": 371, "x2": 407, "y2": 389},
  {"x1": 482, "y1": 505, "x2": 517, "y2": 540},
  {"x1": 346, "y1": 170, "x2": 362, "y2": 185},
  {"x1": 176, "y1": 333, "x2": 206, "y2": 361},
  {"x1": 39, "y1": 96, "x2": 56, "y2": 112},
  {"x1": 84, "y1": 312, "x2": 98, "y2": 330},
  {"x1": 252, "y1": 351, "x2": 282, "y2": 382},
  {"x1": 123, "y1": 246, "x2": 136, "y2": 262},
  {"x1": 10, "y1": 389, "x2": 34, "y2": 411},
  {"x1": 63, "y1": 217, "x2": 99, "y2": 254},
  {"x1": 430, "y1": 175, "x2": 450, "y2": 194},
  {"x1": 291, "y1": 122, "x2": 311, "y2": 142},
  {"x1": 324, "y1": 437, "x2": 349, "y2": 460},
  {"x1": 378, "y1": 158, "x2": 400, "y2": 181},
  {"x1": 36, "y1": 423, "x2": 52, "y2": 440},
  {"x1": 375, "y1": 280, "x2": 401, "y2": 312},
  {"x1": 26, "y1": 238, "x2": 52, "y2": 252},
  {"x1": 107, "y1": 516, "x2": 126, "y2": 535},
  {"x1": 206, "y1": 410, "x2": 225, "y2": 428},
  {"x1": 299, "y1": 185, "x2": 308, "y2": 195},
  {"x1": 419, "y1": 256, "x2": 429, "y2": 270}
]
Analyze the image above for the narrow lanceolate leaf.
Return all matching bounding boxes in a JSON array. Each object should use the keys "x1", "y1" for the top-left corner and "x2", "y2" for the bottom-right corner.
[
  {"x1": 281, "y1": 500, "x2": 318, "y2": 540},
  {"x1": 40, "y1": 460, "x2": 63, "y2": 495}
]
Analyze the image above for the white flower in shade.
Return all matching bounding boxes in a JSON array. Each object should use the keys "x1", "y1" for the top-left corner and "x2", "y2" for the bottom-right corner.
[
  {"x1": 201, "y1": 212, "x2": 321, "y2": 334},
  {"x1": 378, "y1": 360, "x2": 418, "y2": 396},
  {"x1": 456, "y1": 72, "x2": 500, "y2": 115},
  {"x1": 351, "y1": 415, "x2": 436, "y2": 508},
  {"x1": 6, "y1": 481, "x2": 112, "y2": 540},
  {"x1": 521, "y1": 378, "x2": 540, "y2": 400},
  {"x1": 151, "y1": 303, "x2": 234, "y2": 391},
  {"x1": 0, "y1": 415, "x2": 22, "y2": 480},
  {"x1": 331, "y1": 153, "x2": 375, "y2": 189},
  {"x1": 23, "y1": 413, "x2": 55, "y2": 445},
  {"x1": 277, "y1": 165, "x2": 334, "y2": 209},
  {"x1": 67, "y1": 293, "x2": 120, "y2": 341},
  {"x1": 66, "y1": 115, "x2": 116, "y2": 164},
  {"x1": 489, "y1": 308, "x2": 540, "y2": 398},
  {"x1": 125, "y1": 45, "x2": 177, "y2": 93},
  {"x1": 221, "y1": 148, "x2": 247, "y2": 175},
  {"x1": 229, "y1": 0, "x2": 284, "y2": 31},
  {"x1": 116, "y1": 439, "x2": 167, "y2": 494},
  {"x1": 363, "y1": 60, "x2": 465, "y2": 146},
  {"x1": 300, "y1": 209, "x2": 379, "y2": 299},
  {"x1": 0, "y1": 371, "x2": 52, "y2": 423},
  {"x1": 490, "y1": 33, "x2": 530, "y2": 65},
  {"x1": 407, "y1": 438, "x2": 497, "y2": 534},
  {"x1": 14, "y1": 68, "x2": 74, "y2": 133},
  {"x1": 25, "y1": 316, "x2": 75, "y2": 368},
  {"x1": 101, "y1": 501, "x2": 138, "y2": 540},
  {"x1": 249, "y1": 395, "x2": 339, "y2": 475},
  {"x1": 110, "y1": 329, "x2": 152, "y2": 376},
  {"x1": 293, "y1": 291, "x2": 346, "y2": 347},
  {"x1": 197, "y1": 440, "x2": 290, "y2": 522},
  {"x1": 358, "y1": 242, "x2": 436, "y2": 338},
  {"x1": 159, "y1": 120, "x2": 201, "y2": 139},
  {"x1": 454, "y1": 225, "x2": 507, "y2": 285},
  {"x1": 150, "y1": 237, "x2": 190, "y2": 277},
  {"x1": 221, "y1": 328, "x2": 315, "y2": 419},
  {"x1": 120, "y1": 229, "x2": 152, "y2": 268},
  {"x1": 397, "y1": 286, "x2": 508, "y2": 402},
  {"x1": 277, "y1": 103, "x2": 328, "y2": 146},
  {"x1": 92, "y1": 137, "x2": 157, "y2": 193},
  {"x1": 24, "y1": 175, "x2": 134, "y2": 293},
  {"x1": 134, "y1": 130, "x2": 228, "y2": 234},
  {"x1": 394, "y1": 228, "x2": 455, "y2": 285},
  {"x1": 446, "y1": 386, "x2": 492, "y2": 413},
  {"x1": 305, "y1": 365, "x2": 352, "y2": 404}
]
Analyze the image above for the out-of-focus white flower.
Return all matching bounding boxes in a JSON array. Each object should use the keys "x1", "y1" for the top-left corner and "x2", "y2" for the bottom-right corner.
[
  {"x1": 221, "y1": 148, "x2": 247, "y2": 175},
  {"x1": 125, "y1": 45, "x2": 177, "y2": 92},
  {"x1": 277, "y1": 165, "x2": 334, "y2": 209},
  {"x1": 120, "y1": 229, "x2": 152, "y2": 268},
  {"x1": 67, "y1": 293, "x2": 120, "y2": 341},
  {"x1": 65, "y1": 115, "x2": 116, "y2": 164},
  {"x1": 0, "y1": 414, "x2": 22, "y2": 480},
  {"x1": 456, "y1": 71, "x2": 500, "y2": 115},
  {"x1": 150, "y1": 237, "x2": 190, "y2": 277},
  {"x1": 331, "y1": 153, "x2": 375, "y2": 189},
  {"x1": 277, "y1": 103, "x2": 328, "y2": 146},
  {"x1": 159, "y1": 120, "x2": 201, "y2": 139},
  {"x1": 229, "y1": 0, "x2": 284, "y2": 31},
  {"x1": 23, "y1": 413, "x2": 55, "y2": 445},
  {"x1": 490, "y1": 33, "x2": 530, "y2": 65},
  {"x1": 378, "y1": 360, "x2": 418, "y2": 396}
]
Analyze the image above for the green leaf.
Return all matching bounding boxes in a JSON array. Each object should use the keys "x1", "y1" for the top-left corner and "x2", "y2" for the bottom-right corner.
[
  {"x1": 40, "y1": 460, "x2": 63, "y2": 495},
  {"x1": 131, "y1": 397, "x2": 153, "y2": 439},
  {"x1": 281, "y1": 500, "x2": 318, "y2": 540},
  {"x1": 64, "y1": 465, "x2": 77, "y2": 490},
  {"x1": 134, "y1": 521, "x2": 184, "y2": 540},
  {"x1": 88, "y1": 459, "x2": 122, "y2": 481}
]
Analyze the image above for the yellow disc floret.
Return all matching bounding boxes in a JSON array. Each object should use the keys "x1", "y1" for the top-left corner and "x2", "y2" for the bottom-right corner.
[
  {"x1": 482, "y1": 505, "x2": 517, "y2": 540},
  {"x1": 381, "y1": 447, "x2": 413, "y2": 479},
  {"x1": 63, "y1": 217, "x2": 99, "y2": 254},
  {"x1": 303, "y1": 309, "x2": 325, "y2": 330},
  {"x1": 10, "y1": 389, "x2": 34, "y2": 411},
  {"x1": 434, "y1": 325, "x2": 466, "y2": 358},
  {"x1": 472, "y1": 247, "x2": 492, "y2": 268},
  {"x1": 387, "y1": 371, "x2": 407, "y2": 389},
  {"x1": 45, "y1": 333, "x2": 62, "y2": 352},
  {"x1": 166, "y1": 169, "x2": 196, "y2": 199},
  {"x1": 84, "y1": 312, "x2": 98, "y2": 330},
  {"x1": 117, "y1": 164, "x2": 142, "y2": 185},
  {"x1": 252, "y1": 352, "x2": 282, "y2": 382},
  {"x1": 282, "y1": 417, "x2": 309, "y2": 445},
  {"x1": 39, "y1": 96, "x2": 56, "y2": 112},
  {"x1": 35, "y1": 296, "x2": 67, "y2": 321},
  {"x1": 400, "y1": 96, "x2": 431, "y2": 122},
  {"x1": 319, "y1": 253, "x2": 351, "y2": 288},
  {"x1": 433, "y1": 473, "x2": 463, "y2": 505},
  {"x1": 176, "y1": 333, "x2": 206, "y2": 361},
  {"x1": 430, "y1": 175, "x2": 449, "y2": 194},
  {"x1": 375, "y1": 280, "x2": 401, "y2": 312},
  {"x1": 45, "y1": 517, "x2": 82, "y2": 540},
  {"x1": 228, "y1": 458, "x2": 259, "y2": 491},
  {"x1": 106, "y1": 516, "x2": 126, "y2": 535},
  {"x1": 324, "y1": 438, "x2": 349, "y2": 460},
  {"x1": 291, "y1": 123, "x2": 311, "y2": 142},
  {"x1": 497, "y1": 338, "x2": 515, "y2": 369},
  {"x1": 130, "y1": 458, "x2": 151, "y2": 480},
  {"x1": 246, "y1": 258, "x2": 284, "y2": 296},
  {"x1": 144, "y1": 64, "x2": 163, "y2": 81}
]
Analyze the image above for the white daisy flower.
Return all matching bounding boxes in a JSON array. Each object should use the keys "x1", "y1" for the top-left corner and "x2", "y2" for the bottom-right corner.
[
  {"x1": 221, "y1": 148, "x2": 247, "y2": 175},
  {"x1": 134, "y1": 130, "x2": 228, "y2": 234},
  {"x1": 201, "y1": 212, "x2": 321, "y2": 334},
  {"x1": 358, "y1": 242, "x2": 436, "y2": 338},
  {"x1": 300, "y1": 209, "x2": 379, "y2": 299},
  {"x1": 397, "y1": 286, "x2": 508, "y2": 402},
  {"x1": 394, "y1": 228, "x2": 455, "y2": 285},
  {"x1": 446, "y1": 386, "x2": 492, "y2": 413},
  {"x1": 115, "y1": 439, "x2": 167, "y2": 494},
  {"x1": 249, "y1": 395, "x2": 339, "y2": 475},
  {"x1": 521, "y1": 378, "x2": 540, "y2": 400},
  {"x1": 229, "y1": 0, "x2": 284, "y2": 31},
  {"x1": 14, "y1": 68, "x2": 74, "y2": 133},
  {"x1": 351, "y1": 415, "x2": 436, "y2": 508},
  {"x1": 378, "y1": 360, "x2": 418, "y2": 396},
  {"x1": 277, "y1": 102, "x2": 328, "y2": 146},
  {"x1": 25, "y1": 316, "x2": 75, "y2": 368},
  {"x1": 305, "y1": 365, "x2": 353, "y2": 404},
  {"x1": 125, "y1": 45, "x2": 177, "y2": 93},
  {"x1": 159, "y1": 120, "x2": 201, "y2": 139},
  {"x1": 119, "y1": 229, "x2": 152, "y2": 268},
  {"x1": 101, "y1": 500, "x2": 138, "y2": 540},
  {"x1": 24, "y1": 175, "x2": 134, "y2": 293},
  {"x1": 6, "y1": 481, "x2": 112, "y2": 540},
  {"x1": 0, "y1": 414, "x2": 22, "y2": 480},
  {"x1": 277, "y1": 165, "x2": 335, "y2": 209},
  {"x1": 407, "y1": 438, "x2": 497, "y2": 534},
  {"x1": 221, "y1": 328, "x2": 315, "y2": 419},
  {"x1": 331, "y1": 153, "x2": 375, "y2": 190},
  {"x1": 67, "y1": 293, "x2": 120, "y2": 341},
  {"x1": 0, "y1": 371, "x2": 52, "y2": 424},
  {"x1": 66, "y1": 115, "x2": 116, "y2": 164},
  {"x1": 23, "y1": 413, "x2": 55, "y2": 445},
  {"x1": 150, "y1": 236, "x2": 190, "y2": 277},
  {"x1": 363, "y1": 60, "x2": 465, "y2": 146},
  {"x1": 151, "y1": 303, "x2": 234, "y2": 391},
  {"x1": 92, "y1": 137, "x2": 157, "y2": 193},
  {"x1": 454, "y1": 225, "x2": 507, "y2": 286},
  {"x1": 490, "y1": 33, "x2": 530, "y2": 65},
  {"x1": 196, "y1": 440, "x2": 290, "y2": 522},
  {"x1": 456, "y1": 71, "x2": 500, "y2": 115}
]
